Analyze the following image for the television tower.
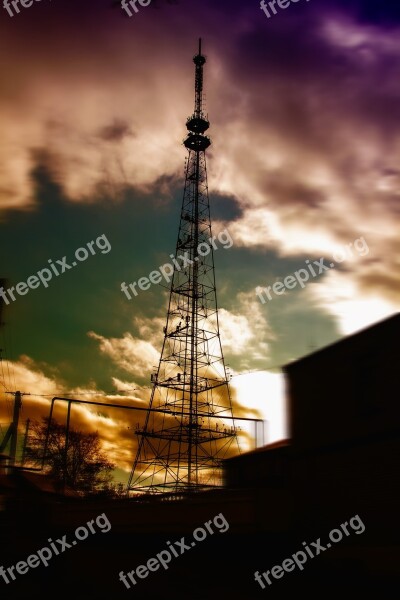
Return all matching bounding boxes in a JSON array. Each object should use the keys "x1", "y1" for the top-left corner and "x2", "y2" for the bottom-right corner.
[{"x1": 128, "y1": 39, "x2": 240, "y2": 495}]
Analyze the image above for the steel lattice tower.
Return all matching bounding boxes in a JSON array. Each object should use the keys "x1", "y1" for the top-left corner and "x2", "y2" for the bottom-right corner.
[{"x1": 128, "y1": 39, "x2": 240, "y2": 495}]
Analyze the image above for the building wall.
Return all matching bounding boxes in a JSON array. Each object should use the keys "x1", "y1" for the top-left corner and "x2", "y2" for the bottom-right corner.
[{"x1": 284, "y1": 314, "x2": 400, "y2": 450}]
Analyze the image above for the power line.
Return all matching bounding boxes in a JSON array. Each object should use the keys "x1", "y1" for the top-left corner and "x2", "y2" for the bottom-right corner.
[{"x1": 27, "y1": 389, "x2": 143, "y2": 399}]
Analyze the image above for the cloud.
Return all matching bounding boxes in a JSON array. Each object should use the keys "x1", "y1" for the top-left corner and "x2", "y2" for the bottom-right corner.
[
  {"x1": 111, "y1": 377, "x2": 150, "y2": 402},
  {"x1": 0, "y1": 355, "x2": 150, "y2": 474},
  {"x1": 97, "y1": 119, "x2": 135, "y2": 143},
  {"x1": 1, "y1": 2, "x2": 399, "y2": 318},
  {"x1": 217, "y1": 292, "x2": 275, "y2": 366},
  {"x1": 305, "y1": 269, "x2": 398, "y2": 335},
  {"x1": 88, "y1": 331, "x2": 160, "y2": 377},
  {"x1": 1, "y1": 355, "x2": 64, "y2": 397},
  {"x1": 207, "y1": 11, "x2": 400, "y2": 316},
  {"x1": 217, "y1": 309, "x2": 254, "y2": 355},
  {"x1": 0, "y1": 311, "x2": 282, "y2": 478}
]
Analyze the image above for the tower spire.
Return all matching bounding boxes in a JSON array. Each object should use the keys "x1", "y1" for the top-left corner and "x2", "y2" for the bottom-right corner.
[
  {"x1": 194, "y1": 37, "x2": 205, "y2": 118},
  {"x1": 127, "y1": 41, "x2": 240, "y2": 496}
]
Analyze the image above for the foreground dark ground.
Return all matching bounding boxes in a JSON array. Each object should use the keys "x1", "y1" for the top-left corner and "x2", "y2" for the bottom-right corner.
[{"x1": 1, "y1": 495, "x2": 398, "y2": 600}]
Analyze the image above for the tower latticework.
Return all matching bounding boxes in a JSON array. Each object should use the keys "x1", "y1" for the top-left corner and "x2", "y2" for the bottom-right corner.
[{"x1": 128, "y1": 40, "x2": 240, "y2": 495}]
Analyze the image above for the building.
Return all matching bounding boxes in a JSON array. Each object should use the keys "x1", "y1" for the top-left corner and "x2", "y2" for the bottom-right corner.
[
  {"x1": 225, "y1": 313, "x2": 400, "y2": 588},
  {"x1": 284, "y1": 312, "x2": 400, "y2": 539}
]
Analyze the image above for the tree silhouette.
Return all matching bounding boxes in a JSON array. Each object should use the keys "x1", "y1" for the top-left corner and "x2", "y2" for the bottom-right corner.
[{"x1": 26, "y1": 417, "x2": 116, "y2": 495}]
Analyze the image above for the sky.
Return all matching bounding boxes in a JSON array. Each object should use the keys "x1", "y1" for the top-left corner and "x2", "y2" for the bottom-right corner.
[{"x1": 0, "y1": 0, "x2": 399, "y2": 481}]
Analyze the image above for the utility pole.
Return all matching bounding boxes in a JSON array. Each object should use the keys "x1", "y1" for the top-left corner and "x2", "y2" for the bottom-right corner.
[
  {"x1": 0, "y1": 391, "x2": 29, "y2": 471},
  {"x1": 9, "y1": 391, "x2": 22, "y2": 466}
]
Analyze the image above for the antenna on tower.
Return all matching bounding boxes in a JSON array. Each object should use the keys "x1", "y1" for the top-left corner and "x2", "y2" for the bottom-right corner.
[{"x1": 127, "y1": 40, "x2": 240, "y2": 496}]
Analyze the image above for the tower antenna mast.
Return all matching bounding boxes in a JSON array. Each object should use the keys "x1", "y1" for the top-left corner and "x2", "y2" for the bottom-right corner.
[{"x1": 128, "y1": 40, "x2": 240, "y2": 495}]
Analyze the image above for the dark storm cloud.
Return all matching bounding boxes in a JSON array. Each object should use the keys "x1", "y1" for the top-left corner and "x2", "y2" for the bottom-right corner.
[{"x1": 98, "y1": 120, "x2": 135, "y2": 142}]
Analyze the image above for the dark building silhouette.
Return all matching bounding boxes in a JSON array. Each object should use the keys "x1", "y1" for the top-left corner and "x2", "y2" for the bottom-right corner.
[
  {"x1": 225, "y1": 312, "x2": 400, "y2": 589},
  {"x1": 285, "y1": 312, "x2": 400, "y2": 534}
]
